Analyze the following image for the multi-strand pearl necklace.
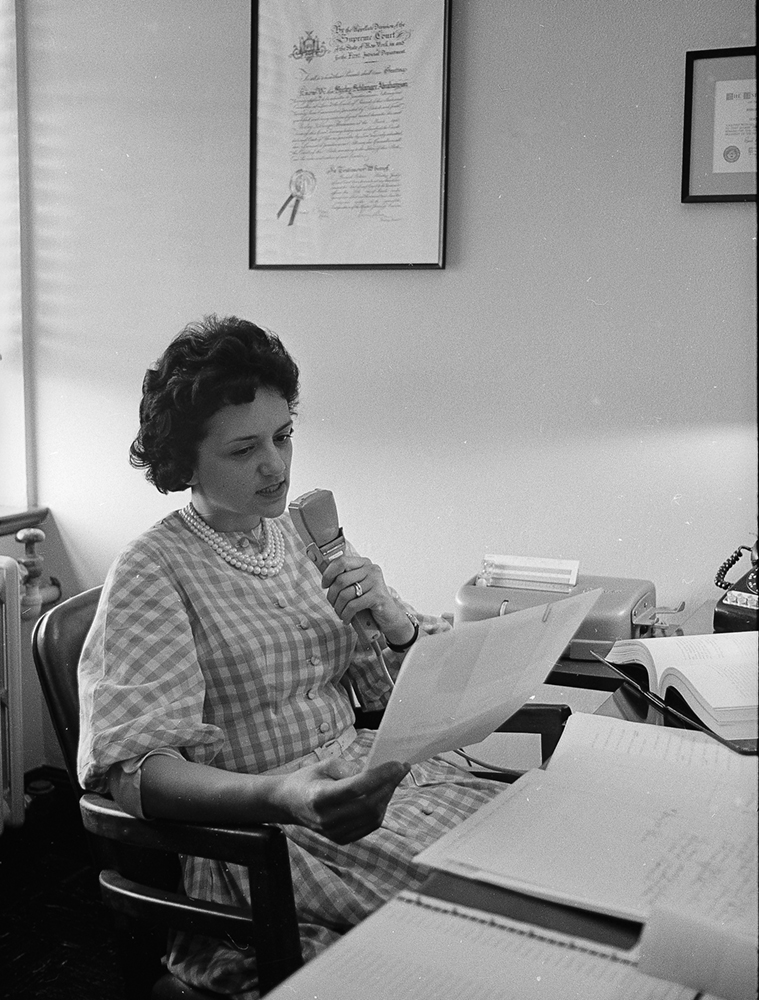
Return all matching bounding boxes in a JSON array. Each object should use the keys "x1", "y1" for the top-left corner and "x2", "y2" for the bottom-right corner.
[{"x1": 179, "y1": 503, "x2": 286, "y2": 576}]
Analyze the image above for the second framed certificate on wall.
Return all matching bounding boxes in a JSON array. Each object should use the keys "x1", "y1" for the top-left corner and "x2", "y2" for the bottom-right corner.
[{"x1": 250, "y1": 0, "x2": 451, "y2": 269}]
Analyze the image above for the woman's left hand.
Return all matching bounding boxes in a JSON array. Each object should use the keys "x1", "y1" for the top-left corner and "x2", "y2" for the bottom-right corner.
[{"x1": 320, "y1": 553, "x2": 415, "y2": 648}]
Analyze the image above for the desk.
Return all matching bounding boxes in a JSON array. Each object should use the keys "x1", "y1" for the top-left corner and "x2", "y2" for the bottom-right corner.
[
  {"x1": 406, "y1": 706, "x2": 755, "y2": 1000},
  {"x1": 265, "y1": 695, "x2": 737, "y2": 1000},
  {"x1": 266, "y1": 604, "x2": 752, "y2": 1000},
  {"x1": 421, "y1": 608, "x2": 756, "y2": 961}
]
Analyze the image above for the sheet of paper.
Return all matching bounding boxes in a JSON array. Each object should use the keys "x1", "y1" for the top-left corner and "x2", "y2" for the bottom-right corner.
[
  {"x1": 264, "y1": 891, "x2": 696, "y2": 1000},
  {"x1": 417, "y1": 714, "x2": 758, "y2": 927},
  {"x1": 549, "y1": 712, "x2": 758, "y2": 793},
  {"x1": 365, "y1": 588, "x2": 602, "y2": 768},
  {"x1": 639, "y1": 903, "x2": 758, "y2": 1000}
]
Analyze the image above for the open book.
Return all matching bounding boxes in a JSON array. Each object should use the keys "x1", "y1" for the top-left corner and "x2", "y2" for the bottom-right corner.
[{"x1": 605, "y1": 631, "x2": 758, "y2": 741}]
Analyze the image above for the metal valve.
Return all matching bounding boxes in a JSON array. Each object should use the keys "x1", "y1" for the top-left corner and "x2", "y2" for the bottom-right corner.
[{"x1": 15, "y1": 527, "x2": 61, "y2": 613}]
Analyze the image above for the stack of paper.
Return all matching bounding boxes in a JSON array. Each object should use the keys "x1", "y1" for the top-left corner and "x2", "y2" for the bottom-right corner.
[
  {"x1": 477, "y1": 553, "x2": 580, "y2": 592},
  {"x1": 417, "y1": 713, "x2": 758, "y2": 1000}
]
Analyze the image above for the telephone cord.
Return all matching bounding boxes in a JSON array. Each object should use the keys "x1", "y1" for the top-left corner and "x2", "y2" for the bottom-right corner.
[
  {"x1": 370, "y1": 637, "x2": 395, "y2": 688},
  {"x1": 450, "y1": 749, "x2": 523, "y2": 774},
  {"x1": 715, "y1": 545, "x2": 752, "y2": 589}
]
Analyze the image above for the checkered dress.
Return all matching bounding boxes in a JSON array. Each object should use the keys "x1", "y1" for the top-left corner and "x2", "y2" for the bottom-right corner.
[{"x1": 78, "y1": 512, "x2": 501, "y2": 997}]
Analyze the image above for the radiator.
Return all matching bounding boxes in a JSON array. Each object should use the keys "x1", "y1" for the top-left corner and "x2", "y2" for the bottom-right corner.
[{"x1": 0, "y1": 556, "x2": 24, "y2": 833}]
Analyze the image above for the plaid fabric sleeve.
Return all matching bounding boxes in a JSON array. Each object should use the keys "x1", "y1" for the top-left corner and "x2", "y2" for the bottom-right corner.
[{"x1": 77, "y1": 543, "x2": 225, "y2": 793}]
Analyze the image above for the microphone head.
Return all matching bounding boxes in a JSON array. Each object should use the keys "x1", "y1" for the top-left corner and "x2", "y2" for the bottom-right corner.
[{"x1": 288, "y1": 489, "x2": 341, "y2": 548}]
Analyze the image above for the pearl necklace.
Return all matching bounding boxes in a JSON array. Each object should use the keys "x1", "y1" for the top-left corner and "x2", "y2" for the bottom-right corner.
[{"x1": 179, "y1": 503, "x2": 286, "y2": 576}]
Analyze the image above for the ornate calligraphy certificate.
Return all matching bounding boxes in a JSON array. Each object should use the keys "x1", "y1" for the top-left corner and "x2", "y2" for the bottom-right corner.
[{"x1": 250, "y1": 0, "x2": 451, "y2": 268}]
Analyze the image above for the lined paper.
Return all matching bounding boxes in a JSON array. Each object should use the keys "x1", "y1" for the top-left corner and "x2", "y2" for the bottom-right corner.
[{"x1": 264, "y1": 891, "x2": 695, "y2": 1000}]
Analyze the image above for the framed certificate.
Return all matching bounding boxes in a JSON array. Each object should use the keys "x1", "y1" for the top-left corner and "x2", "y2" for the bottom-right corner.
[
  {"x1": 681, "y1": 47, "x2": 756, "y2": 203},
  {"x1": 250, "y1": 0, "x2": 451, "y2": 268}
]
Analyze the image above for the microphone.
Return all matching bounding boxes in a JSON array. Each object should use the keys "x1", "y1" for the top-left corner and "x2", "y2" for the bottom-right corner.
[{"x1": 289, "y1": 489, "x2": 381, "y2": 645}]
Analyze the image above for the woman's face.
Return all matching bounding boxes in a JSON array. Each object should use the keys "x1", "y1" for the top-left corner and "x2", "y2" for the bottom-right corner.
[{"x1": 189, "y1": 387, "x2": 294, "y2": 532}]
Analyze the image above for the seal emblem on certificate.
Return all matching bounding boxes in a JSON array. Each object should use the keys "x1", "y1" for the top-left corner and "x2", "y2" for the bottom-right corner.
[
  {"x1": 277, "y1": 170, "x2": 317, "y2": 226},
  {"x1": 290, "y1": 31, "x2": 327, "y2": 64}
]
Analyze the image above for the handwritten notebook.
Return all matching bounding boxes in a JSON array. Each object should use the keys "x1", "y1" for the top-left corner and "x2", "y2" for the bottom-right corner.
[
  {"x1": 263, "y1": 890, "x2": 696, "y2": 1000},
  {"x1": 418, "y1": 713, "x2": 757, "y2": 922}
]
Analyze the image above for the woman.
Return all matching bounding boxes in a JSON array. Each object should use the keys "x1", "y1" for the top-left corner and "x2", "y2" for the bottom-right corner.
[{"x1": 78, "y1": 315, "x2": 500, "y2": 997}]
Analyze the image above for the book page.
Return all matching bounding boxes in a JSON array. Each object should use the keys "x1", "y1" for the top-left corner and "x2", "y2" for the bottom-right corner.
[
  {"x1": 417, "y1": 714, "x2": 758, "y2": 927},
  {"x1": 264, "y1": 892, "x2": 696, "y2": 1000},
  {"x1": 365, "y1": 588, "x2": 601, "y2": 768},
  {"x1": 661, "y1": 633, "x2": 757, "y2": 712},
  {"x1": 608, "y1": 632, "x2": 758, "y2": 710}
]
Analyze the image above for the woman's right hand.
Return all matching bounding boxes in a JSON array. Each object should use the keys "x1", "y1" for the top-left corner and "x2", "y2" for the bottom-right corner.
[{"x1": 277, "y1": 759, "x2": 409, "y2": 844}]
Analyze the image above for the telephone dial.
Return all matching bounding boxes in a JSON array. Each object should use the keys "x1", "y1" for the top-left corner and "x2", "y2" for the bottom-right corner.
[{"x1": 713, "y1": 541, "x2": 758, "y2": 632}]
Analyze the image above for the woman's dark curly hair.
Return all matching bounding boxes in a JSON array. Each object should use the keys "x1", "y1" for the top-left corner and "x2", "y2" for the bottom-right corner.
[{"x1": 129, "y1": 315, "x2": 300, "y2": 493}]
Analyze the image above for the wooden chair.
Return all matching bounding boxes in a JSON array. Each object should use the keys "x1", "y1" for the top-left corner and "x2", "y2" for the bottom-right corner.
[{"x1": 31, "y1": 587, "x2": 302, "y2": 999}]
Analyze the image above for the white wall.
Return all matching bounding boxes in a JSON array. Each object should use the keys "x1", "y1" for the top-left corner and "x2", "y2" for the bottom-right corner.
[{"x1": 16, "y1": 0, "x2": 757, "y2": 633}]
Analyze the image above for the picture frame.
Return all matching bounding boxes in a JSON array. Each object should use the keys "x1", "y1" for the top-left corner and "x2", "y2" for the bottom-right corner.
[
  {"x1": 249, "y1": 0, "x2": 451, "y2": 268},
  {"x1": 681, "y1": 46, "x2": 756, "y2": 203}
]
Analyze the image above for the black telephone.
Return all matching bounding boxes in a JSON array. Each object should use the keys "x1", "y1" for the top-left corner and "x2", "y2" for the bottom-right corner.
[{"x1": 713, "y1": 541, "x2": 758, "y2": 632}]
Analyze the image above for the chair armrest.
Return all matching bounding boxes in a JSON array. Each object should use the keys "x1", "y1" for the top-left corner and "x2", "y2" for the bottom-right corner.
[
  {"x1": 81, "y1": 793, "x2": 303, "y2": 993},
  {"x1": 80, "y1": 792, "x2": 288, "y2": 867},
  {"x1": 99, "y1": 869, "x2": 256, "y2": 941},
  {"x1": 496, "y1": 703, "x2": 571, "y2": 760}
]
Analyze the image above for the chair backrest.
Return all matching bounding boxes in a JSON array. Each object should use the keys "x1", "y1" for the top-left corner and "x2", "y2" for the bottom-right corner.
[
  {"x1": 31, "y1": 586, "x2": 180, "y2": 885},
  {"x1": 31, "y1": 587, "x2": 304, "y2": 998},
  {"x1": 31, "y1": 586, "x2": 103, "y2": 795}
]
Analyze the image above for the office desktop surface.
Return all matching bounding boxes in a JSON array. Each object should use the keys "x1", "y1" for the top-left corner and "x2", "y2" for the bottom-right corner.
[
  {"x1": 417, "y1": 713, "x2": 757, "y2": 999},
  {"x1": 263, "y1": 709, "x2": 754, "y2": 1000}
]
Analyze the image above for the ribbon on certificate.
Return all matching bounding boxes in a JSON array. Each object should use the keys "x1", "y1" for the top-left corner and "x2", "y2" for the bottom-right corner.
[{"x1": 277, "y1": 170, "x2": 316, "y2": 226}]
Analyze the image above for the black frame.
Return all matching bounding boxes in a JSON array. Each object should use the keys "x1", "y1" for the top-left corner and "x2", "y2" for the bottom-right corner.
[
  {"x1": 681, "y1": 46, "x2": 757, "y2": 203},
  {"x1": 249, "y1": 0, "x2": 452, "y2": 269}
]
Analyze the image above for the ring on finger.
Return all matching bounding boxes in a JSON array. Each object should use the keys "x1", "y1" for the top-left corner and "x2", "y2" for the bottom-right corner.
[{"x1": 353, "y1": 582, "x2": 363, "y2": 599}]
